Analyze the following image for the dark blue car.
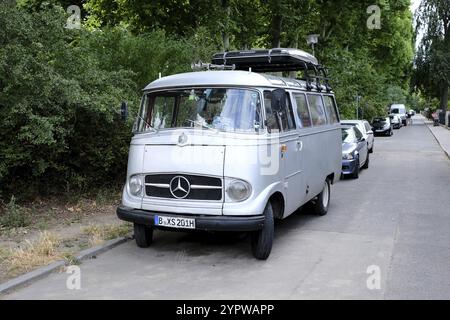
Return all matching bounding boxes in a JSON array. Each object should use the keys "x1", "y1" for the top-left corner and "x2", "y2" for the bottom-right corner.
[{"x1": 341, "y1": 125, "x2": 369, "y2": 179}]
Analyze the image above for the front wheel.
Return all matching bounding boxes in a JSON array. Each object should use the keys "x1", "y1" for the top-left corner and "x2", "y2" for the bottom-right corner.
[
  {"x1": 351, "y1": 159, "x2": 360, "y2": 179},
  {"x1": 251, "y1": 202, "x2": 274, "y2": 260},
  {"x1": 134, "y1": 223, "x2": 153, "y2": 248},
  {"x1": 312, "y1": 179, "x2": 331, "y2": 216},
  {"x1": 362, "y1": 152, "x2": 370, "y2": 169}
]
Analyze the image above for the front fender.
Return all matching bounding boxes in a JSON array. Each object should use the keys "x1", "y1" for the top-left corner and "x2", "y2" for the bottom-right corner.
[{"x1": 222, "y1": 182, "x2": 284, "y2": 216}]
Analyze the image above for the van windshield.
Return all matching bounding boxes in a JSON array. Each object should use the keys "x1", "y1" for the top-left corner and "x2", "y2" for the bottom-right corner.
[{"x1": 135, "y1": 88, "x2": 262, "y2": 133}]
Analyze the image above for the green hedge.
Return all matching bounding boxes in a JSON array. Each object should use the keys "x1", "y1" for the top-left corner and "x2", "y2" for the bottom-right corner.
[{"x1": 0, "y1": 3, "x2": 215, "y2": 199}]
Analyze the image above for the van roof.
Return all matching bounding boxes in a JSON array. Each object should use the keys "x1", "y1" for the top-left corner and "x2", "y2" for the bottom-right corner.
[{"x1": 143, "y1": 70, "x2": 331, "y2": 93}]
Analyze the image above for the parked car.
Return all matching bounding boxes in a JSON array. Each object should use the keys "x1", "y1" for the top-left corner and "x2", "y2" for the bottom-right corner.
[
  {"x1": 341, "y1": 120, "x2": 374, "y2": 153},
  {"x1": 389, "y1": 114, "x2": 402, "y2": 129},
  {"x1": 117, "y1": 48, "x2": 342, "y2": 260},
  {"x1": 371, "y1": 117, "x2": 393, "y2": 136},
  {"x1": 390, "y1": 104, "x2": 408, "y2": 126},
  {"x1": 341, "y1": 125, "x2": 369, "y2": 179}
]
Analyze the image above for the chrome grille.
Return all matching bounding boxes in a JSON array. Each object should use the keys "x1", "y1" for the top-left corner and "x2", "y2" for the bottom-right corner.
[{"x1": 144, "y1": 174, "x2": 222, "y2": 201}]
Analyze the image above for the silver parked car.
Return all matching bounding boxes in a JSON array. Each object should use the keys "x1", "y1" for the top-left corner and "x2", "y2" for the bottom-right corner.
[
  {"x1": 389, "y1": 114, "x2": 402, "y2": 129},
  {"x1": 340, "y1": 120, "x2": 374, "y2": 153},
  {"x1": 116, "y1": 48, "x2": 342, "y2": 260}
]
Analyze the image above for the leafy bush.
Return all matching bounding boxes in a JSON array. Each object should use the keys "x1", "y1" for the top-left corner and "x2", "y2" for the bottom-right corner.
[{"x1": 0, "y1": 3, "x2": 216, "y2": 199}]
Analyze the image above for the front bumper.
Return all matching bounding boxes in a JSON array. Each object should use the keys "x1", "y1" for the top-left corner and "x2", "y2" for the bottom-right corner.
[
  {"x1": 342, "y1": 159, "x2": 358, "y2": 175},
  {"x1": 117, "y1": 205, "x2": 265, "y2": 232}
]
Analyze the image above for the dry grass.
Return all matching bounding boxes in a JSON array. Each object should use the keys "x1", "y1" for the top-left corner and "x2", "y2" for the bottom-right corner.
[
  {"x1": 82, "y1": 223, "x2": 132, "y2": 247},
  {"x1": 4, "y1": 232, "x2": 62, "y2": 276}
]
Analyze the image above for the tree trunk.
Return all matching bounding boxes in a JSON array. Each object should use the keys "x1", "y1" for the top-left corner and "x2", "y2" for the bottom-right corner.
[
  {"x1": 440, "y1": 82, "x2": 449, "y2": 111},
  {"x1": 271, "y1": 14, "x2": 282, "y2": 48},
  {"x1": 222, "y1": 32, "x2": 230, "y2": 51},
  {"x1": 221, "y1": 0, "x2": 230, "y2": 51}
]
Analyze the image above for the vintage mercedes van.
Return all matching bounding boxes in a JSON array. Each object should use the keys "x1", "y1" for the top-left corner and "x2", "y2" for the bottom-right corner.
[{"x1": 117, "y1": 48, "x2": 342, "y2": 259}]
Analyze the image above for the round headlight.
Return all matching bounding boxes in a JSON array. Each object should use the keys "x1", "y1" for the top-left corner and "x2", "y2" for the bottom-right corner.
[
  {"x1": 342, "y1": 153, "x2": 354, "y2": 160},
  {"x1": 226, "y1": 180, "x2": 251, "y2": 202},
  {"x1": 129, "y1": 176, "x2": 143, "y2": 197}
]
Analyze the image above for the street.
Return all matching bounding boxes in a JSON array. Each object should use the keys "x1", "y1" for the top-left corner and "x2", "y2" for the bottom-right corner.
[{"x1": 4, "y1": 116, "x2": 450, "y2": 299}]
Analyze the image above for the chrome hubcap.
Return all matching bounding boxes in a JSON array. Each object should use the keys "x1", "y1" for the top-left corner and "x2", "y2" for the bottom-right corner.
[{"x1": 322, "y1": 182, "x2": 329, "y2": 208}]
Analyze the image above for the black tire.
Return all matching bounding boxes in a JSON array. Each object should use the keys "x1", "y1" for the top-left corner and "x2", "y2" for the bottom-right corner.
[
  {"x1": 134, "y1": 223, "x2": 153, "y2": 248},
  {"x1": 389, "y1": 129, "x2": 393, "y2": 136},
  {"x1": 351, "y1": 159, "x2": 360, "y2": 179},
  {"x1": 312, "y1": 179, "x2": 331, "y2": 216},
  {"x1": 369, "y1": 144, "x2": 374, "y2": 153},
  {"x1": 251, "y1": 202, "x2": 274, "y2": 260},
  {"x1": 362, "y1": 152, "x2": 369, "y2": 169}
]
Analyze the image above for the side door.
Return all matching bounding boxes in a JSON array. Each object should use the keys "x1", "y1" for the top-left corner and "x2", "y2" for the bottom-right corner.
[
  {"x1": 354, "y1": 127, "x2": 367, "y2": 166},
  {"x1": 264, "y1": 90, "x2": 303, "y2": 215},
  {"x1": 363, "y1": 121, "x2": 374, "y2": 150},
  {"x1": 292, "y1": 92, "x2": 311, "y2": 205}
]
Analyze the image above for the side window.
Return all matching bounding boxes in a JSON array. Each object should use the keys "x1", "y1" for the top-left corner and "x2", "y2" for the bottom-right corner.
[
  {"x1": 283, "y1": 93, "x2": 296, "y2": 131},
  {"x1": 307, "y1": 94, "x2": 327, "y2": 126},
  {"x1": 264, "y1": 91, "x2": 279, "y2": 132},
  {"x1": 264, "y1": 91, "x2": 296, "y2": 132},
  {"x1": 354, "y1": 127, "x2": 363, "y2": 140},
  {"x1": 323, "y1": 95, "x2": 339, "y2": 124},
  {"x1": 294, "y1": 93, "x2": 312, "y2": 128},
  {"x1": 364, "y1": 122, "x2": 371, "y2": 132}
]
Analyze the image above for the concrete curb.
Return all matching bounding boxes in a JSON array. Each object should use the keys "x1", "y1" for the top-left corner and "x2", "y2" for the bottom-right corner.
[
  {"x1": 75, "y1": 235, "x2": 130, "y2": 262},
  {"x1": 426, "y1": 123, "x2": 450, "y2": 160},
  {"x1": 0, "y1": 235, "x2": 130, "y2": 295}
]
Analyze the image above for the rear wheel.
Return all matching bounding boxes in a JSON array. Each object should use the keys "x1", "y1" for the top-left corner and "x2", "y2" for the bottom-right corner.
[
  {"x1": 134, "y1": 223, "x2": 153, "y2": 248},
  {"x1": 251, "y1": 202, "x2": 274, "y2": 260},
  {"x1": 312, "y1": 179, "x2": 331, "y2": 216}
]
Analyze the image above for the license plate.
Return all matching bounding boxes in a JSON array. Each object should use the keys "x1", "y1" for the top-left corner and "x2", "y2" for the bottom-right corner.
[{"x1": 154, "y1": 215, "x2": 195, "y2": 229}]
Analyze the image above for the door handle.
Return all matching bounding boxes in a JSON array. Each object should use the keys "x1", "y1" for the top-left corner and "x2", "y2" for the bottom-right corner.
[{"x1": 297, "y1": 139, "x2": 303, "y2": 151}]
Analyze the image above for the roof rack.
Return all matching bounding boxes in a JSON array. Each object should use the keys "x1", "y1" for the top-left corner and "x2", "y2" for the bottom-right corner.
[
  {"x1": 191, "y1": 62, "x2": 236, "y2": 71},
  {"x1": 210, "y1": 48, "x2": 332, "y2": 92}
]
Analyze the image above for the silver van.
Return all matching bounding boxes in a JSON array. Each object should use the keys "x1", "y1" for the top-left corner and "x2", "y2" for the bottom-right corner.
[{"x1": 117, "y1": 48, "x2": 342, "y2": 259}]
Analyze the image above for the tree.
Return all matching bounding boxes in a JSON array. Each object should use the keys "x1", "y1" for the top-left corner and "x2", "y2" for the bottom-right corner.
[{"x1": 414, "y1": 0, "x2": 450, "y2": 110}]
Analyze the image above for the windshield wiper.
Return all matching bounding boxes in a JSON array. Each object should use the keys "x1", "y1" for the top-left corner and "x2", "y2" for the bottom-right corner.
[
  {"x1": 137, "y1": 115, "x2": 158, "y2": 133},
  {"x1": 185, "y1": 119, "x2": 218, "y2": 133}
]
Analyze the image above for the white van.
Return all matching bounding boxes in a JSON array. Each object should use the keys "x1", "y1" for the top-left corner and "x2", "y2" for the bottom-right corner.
[
  {"x1": 117, "y1": 48, "x2": 342, "y2": 259},
  {"x1": 390, "y1": 104, "x2": 407, "y2": 126}
]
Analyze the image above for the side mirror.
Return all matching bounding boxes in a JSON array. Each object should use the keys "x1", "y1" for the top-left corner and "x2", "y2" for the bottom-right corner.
[
  {"x1": 271, "y1": 88, "x2": 287, "y2": 113},
  {"x1": 120, "y1": 101, "x2": 128, "y2": 121}
]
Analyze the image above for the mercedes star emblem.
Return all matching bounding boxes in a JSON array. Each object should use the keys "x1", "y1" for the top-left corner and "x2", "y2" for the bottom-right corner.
[
  {"x1": 169, "y1": 176, "x2": 191, "y2": 199},
  {"x1": 178, "y1": 133, "x2": 188, "y2": 145}
]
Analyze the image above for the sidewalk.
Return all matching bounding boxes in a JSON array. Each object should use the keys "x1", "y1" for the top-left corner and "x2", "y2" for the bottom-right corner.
[{"x1": 422, "y1": 115, "x2": 450, "y2": 159}]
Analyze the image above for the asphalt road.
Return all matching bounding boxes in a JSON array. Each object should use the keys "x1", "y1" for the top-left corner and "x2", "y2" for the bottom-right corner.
[{"x1": 4, "y1": 116, "x2": 450, "y2": 299}]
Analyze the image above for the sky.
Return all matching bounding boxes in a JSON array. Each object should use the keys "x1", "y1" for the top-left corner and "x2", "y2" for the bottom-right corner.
[
  {"x1": 410, "y1": 0, "x2": 422, "y2": 14},
  {"x1": 410, "y1": 0, "x2": 423, "y2": 49}
]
